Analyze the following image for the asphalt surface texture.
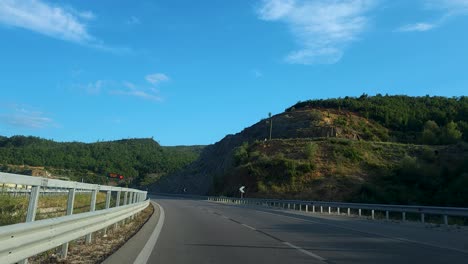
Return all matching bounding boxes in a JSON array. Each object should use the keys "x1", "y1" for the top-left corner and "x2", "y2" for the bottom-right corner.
[{"x1": 146, "y1": 196, "x2": 468, "y2": 264}]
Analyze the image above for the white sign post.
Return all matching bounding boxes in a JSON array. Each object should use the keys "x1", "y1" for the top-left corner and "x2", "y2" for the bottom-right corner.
[{"x1": 239, "y1": 186, "x2": 245, "y2": 199}]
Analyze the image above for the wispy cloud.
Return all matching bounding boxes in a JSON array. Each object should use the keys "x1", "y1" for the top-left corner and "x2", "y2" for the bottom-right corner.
[
  {"x1": 0, "y1": 0, "x2": 129, "y2": 53},
  {"x1": 79, "y1": 73, "x2": 170, "y2": 102},
  {"x1": 0, "y1": 0, "x2": 93, "y2": 43},
  {"x1": 398, "y1": 0, "x2": 468, "y2": 32},
  {"x1": 397, "y1": 23, "x2": 436, "y2": 32},
  {"x1": 251, "y1": 69, "x2": 263, "y2": 78},
  {"x1": 84, "y1": 80, "x2": 105, "y2": 95},
  {"x1": 256, "y1": 0, "x2": 377, "y2": 64},
  {"x1": 77, "y1": 10, "x2": 96, "y2": 21},
  {"x1": 111, "y1": 88, "x2": 163, "y2": 102},
  {"x1": 126, "y1": 16, "x2": 141, "y2": 25},
  {"x1": 145, "y1": 73, "x2": 169, "y2": 85},
  {"x1": 0, "y1": 103, "x2": 55, "y2": 129},
  {"x1": 425, "y1": 0, "x2": 468, "y2": 13}
]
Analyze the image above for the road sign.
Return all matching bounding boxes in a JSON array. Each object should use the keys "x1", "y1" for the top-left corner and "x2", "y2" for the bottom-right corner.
[{"x1": 239, "y1": 186, "x2": 245, "y2": 199}]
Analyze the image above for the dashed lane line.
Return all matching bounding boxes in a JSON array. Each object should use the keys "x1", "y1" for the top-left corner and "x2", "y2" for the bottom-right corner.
[{"x1": 210, "y1": 210, "x2": 328, "y2": 263}]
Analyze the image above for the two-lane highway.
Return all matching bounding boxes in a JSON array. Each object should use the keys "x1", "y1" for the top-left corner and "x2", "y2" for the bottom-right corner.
[{"x1": 146, "y1": 196, "x2": 468, "y2": 263}]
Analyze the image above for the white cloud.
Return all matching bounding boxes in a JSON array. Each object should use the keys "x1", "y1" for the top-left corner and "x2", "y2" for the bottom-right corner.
[
  {"x1": 0, "y1": 104, "x2": 55, "y2": 129},
  {"x1": 0, "y1": 0, "x2": 93, "y2": 43},
  {"x1": 79, "y1": 73, "x2": 170, "y2": 102},
  {"x1": 111, "y1": 89, "x2": 163, "y2": 102},
  {"x1": 145, "y1": 73, "x2": 170, "y2": 85},
  {"x1": 425, "y1": 0, "x2": 468, "y2": 12},
  {"x1": 398, "y1": 0, "x2": 468, "y2": 32},
  {"x1": 257, "y1": 0, "x2": 377, "y2": 64},
  {"x1": 397, "y1": 23, "x2": 436, "y2": 32}
]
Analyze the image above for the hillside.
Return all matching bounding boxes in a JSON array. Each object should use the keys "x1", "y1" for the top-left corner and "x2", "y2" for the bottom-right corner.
[
  {"x1": 151, "y1": 95, "x2": 468, "y2": 206},
  {"x1": 0, "y1": 136, "x2": 204, "y2": 187}
]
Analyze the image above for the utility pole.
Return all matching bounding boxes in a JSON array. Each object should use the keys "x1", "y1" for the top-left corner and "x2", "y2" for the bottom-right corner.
[{"x1": 268, "y1": 112, "x2": 273, "y2": 140}]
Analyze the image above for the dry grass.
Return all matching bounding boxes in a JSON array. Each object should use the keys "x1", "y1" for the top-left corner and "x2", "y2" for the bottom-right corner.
[{"x1": 1, "y1": 191, "x2": 109, "y2": 225}]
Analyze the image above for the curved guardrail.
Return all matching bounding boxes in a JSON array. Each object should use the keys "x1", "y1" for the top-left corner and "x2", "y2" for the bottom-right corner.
[
  {"x1": 207, "y1": 196, "x2": 468, "y2": 225},
  {"x1": 0, "y1": 172, "x2": 148, "y2": 264}
]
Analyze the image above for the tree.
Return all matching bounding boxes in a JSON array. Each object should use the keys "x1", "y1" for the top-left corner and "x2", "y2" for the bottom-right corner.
[
  {"x1": 268, "y1": 112, "x2": 273, "y2": 140},
  {"x1": 441, "y1": 121, "x2": 462, "y2": 144},
  {"x1": 422, "y1": 120, "x2": 440, "y2": 145}
]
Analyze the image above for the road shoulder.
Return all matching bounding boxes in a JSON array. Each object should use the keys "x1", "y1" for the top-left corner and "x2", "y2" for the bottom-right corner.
[{"x1": 102, "y1": 201, "x2": 161, "y2": 264}]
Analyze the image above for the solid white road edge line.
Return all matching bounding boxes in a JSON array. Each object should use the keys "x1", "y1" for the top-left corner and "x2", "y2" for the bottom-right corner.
[
  {"x1": 283, "y1": 242, "x2": 327, "y2": 262},
  {"x1": 133, "y1": 202, "x2": 165, "y2": 264}
]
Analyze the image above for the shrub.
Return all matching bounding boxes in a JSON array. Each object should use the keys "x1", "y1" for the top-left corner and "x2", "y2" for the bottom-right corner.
[
  {"x1": 233, "y1": 142, "x2": 249, "y2": 166},
  {"x1": 305, "y1": 142, "x2": 318, "y2": 160}
]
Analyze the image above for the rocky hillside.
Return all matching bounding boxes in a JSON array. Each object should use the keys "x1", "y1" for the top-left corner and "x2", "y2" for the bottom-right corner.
[
  {"x1": 151, "y1": 108, "x2": 389, "y2": 194},
  {"x1": 151, "y1": 95, "x2": 468, "y2": 206}
]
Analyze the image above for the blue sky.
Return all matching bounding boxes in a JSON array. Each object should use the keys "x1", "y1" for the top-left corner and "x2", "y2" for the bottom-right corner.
[{"x1": 0, "y1": 0, "x2": 467, "y2": 146}]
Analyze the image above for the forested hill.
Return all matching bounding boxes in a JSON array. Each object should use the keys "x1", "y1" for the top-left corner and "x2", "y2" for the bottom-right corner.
[
  {"x1": 287, "y1": 95, "x2": 468, "y2": 144},
  {"x1": 0, "y1": 136, "x2": 204, "y2": 187}
]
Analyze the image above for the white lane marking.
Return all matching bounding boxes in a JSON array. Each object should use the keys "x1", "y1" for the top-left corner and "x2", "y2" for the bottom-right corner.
[
  {"x1": 222, "y1": 215, "x2": 229, "y2": 219},
  {"x1": 255, "y1": 209, "x2": 468, "y2": 255},
  {"x1": 134, "y1": 202, "x2": 165, "y2": 264},
  {"x1": 241, "y1": 223, "x2": 256, "y2": 230},
  {"x1": 283, "y1": 242, "x2": 327, "y2": 262}
]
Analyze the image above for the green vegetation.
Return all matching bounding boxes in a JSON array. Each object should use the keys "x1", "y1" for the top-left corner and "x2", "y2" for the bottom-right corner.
[
  {"x1": 288, "y1": 95, "x2": 467, "y2": 144},
  {"x1": 218, "y1": 138, "x2": 468, "y2": 207},
  {"x1": 355, "y1": 145, "x2": 468, "y2": 207},
  {"x1": 0, "y1": 136, "x2": 204, "y2": 187}
]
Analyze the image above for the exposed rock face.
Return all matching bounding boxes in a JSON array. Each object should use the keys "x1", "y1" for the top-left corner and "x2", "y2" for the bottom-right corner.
[{"x1": 150, "y1": 109, "x2": 387, "y2": 195}]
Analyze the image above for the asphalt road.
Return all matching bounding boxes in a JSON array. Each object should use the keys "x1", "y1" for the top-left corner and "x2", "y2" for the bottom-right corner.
[{"x1": 146, "y1": 196, "x2": 468, "y2": 264}]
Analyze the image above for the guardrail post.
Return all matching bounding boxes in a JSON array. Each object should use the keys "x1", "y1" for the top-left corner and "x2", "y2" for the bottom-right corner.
[
  {"x1": 402, "y1": 212, "x2": 406, "y2": 222},
  {"x1": 371, "y1": 210, "x2": 375, "y2": 220},
  {"x1": 85, "y1": 188, "x2": 98, "y2": 244},
  {"x1": 129, "y1": 192, "x2": 135, "y2": 220},
  {"x1": 347, "y1": 208, "x2": 350, "y2": 216},
  {"x1": 421, "y1": 213, "x2": 425, "y2": 224},
  {"x1": 114, "y1": 190, "x2": 122, "y2": 228},
  {"x1": 320, "y1": 206, "x2": 323, "y2": 213},
  {"x1": 359, "y1": 208, "x2": 362, "y2": 217},
  {"x1": 328, "y1": 206, "x2": 331, "y2": 214},
  {"x1": 20, "y1": 186, "x2": 40, "y2": 264},
  {"x1": 288, "y1": 203, "x2": 290, "y2": 209},
  {"x1": 124, "y1": 191, "x2": 128, "y2": 205},
  {"x1": 337, "y1": 207, "x2": 340, "y2": 215},
  {"x1": 305, "y1": 204, "x2": 308, "y2": 212},
  {"x1": 385, "y1": 211, "x2": 389, "y2": 220},
  {"x1": 104, "y1": 190, "x2": 112, "y2": 235},
  {"x1": 293, "y1": 204, "x2": 296, "y2": 210},
  {"x1": 443, "y1": 215, "x2": 448, "y2": 225},
  {"x1": 26, "y1": 186, "x2": 40, "y2": 222},
  {"x1": 60, "y1": 188, "x2": 76, "y2": 259},
  {"x1": 313, "y1": 205, "x2": 315, "y2": 213}
]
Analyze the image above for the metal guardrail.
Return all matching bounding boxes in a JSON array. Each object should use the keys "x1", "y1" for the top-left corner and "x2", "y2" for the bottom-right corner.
[
  {"x1": 207, "y1": 196, "x2": 468, "y2": 225},
  {"x1": 0, "y1": 172, "x2": 148, "y2": 264}
]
